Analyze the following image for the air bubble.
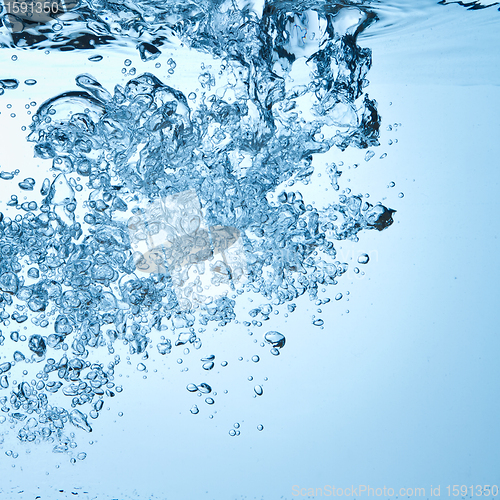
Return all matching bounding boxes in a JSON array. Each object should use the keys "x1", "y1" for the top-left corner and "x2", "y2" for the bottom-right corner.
[
  {"x1": 198, "y1": 383, "x2": 212, "y2": 394},
  {"x1": 264, "y1": 331, "x2": 285, "y2": 349},
  {"x1": 358, "y1": 254, "x2": 369, "y2": 264}
]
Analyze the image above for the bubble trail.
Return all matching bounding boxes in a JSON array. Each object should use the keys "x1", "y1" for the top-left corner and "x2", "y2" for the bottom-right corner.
[{"x1": 0, "y1": 0, "x2": 398, "y2": 454}]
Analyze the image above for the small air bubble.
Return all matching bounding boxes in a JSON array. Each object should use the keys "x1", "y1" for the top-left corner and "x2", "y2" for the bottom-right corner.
[
  {"x1": 358, "y1": 254, "x2": 369, "y2": 264},
  {"x1": 254, "y1": 385, "x2": 263, "y2": 396}
]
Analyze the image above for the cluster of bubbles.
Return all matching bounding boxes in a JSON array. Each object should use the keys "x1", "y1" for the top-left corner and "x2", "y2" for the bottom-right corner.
[{"x1": 0, "y1": 0, "x2": 397, "y2": 458}]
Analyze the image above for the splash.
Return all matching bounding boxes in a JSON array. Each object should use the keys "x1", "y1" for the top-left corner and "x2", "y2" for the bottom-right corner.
[{"x1": 0, "y1": 0, "x2": 397, "y2": 457}]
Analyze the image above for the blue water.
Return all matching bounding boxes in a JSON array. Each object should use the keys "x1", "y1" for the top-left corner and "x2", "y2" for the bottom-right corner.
[{"x1": 0, "y1": 1, "x2": 499, "y2": 498}]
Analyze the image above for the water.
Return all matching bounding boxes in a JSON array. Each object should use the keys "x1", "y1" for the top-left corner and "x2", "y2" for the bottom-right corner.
[{"x1": 0, "y1": 0, "x2": 499, "y2": 498}]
